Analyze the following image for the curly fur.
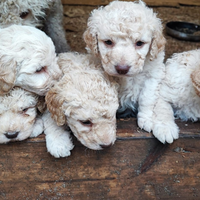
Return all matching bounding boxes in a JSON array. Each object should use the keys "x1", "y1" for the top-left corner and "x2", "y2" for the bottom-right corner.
[
  {"x1": 0, "y1": 0, "x2": 70, "y2": 53},
  {"x1": 0, "y1": 25, "x2": 62, "y2": 96},
  {"x1": 159, "y1": 49, "x2": 200, "y2": 122},
  {"x1": 0, "y1": 87, "x2": 44, "y2": 143},
  {"x1": 83, "y1": 1, "x2": 179, "y2": 144},
  {"x1": 44, "y1": 52, "x2": 119, "y2": 157}
]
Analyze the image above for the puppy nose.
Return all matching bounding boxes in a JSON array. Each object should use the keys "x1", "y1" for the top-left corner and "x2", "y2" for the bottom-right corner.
[
  {"x1": 115, "y1": 65, "x2": 130, "y2": 75},
  {"x1": 5, "y1": 131, "x2": 19, "y2": 139},
  {"x1": 100, "y1": 143, "x2": 113, "y2": 149}
]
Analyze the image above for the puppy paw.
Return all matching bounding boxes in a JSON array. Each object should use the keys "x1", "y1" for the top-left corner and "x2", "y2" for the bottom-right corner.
[
  {"x1": 153, "y1": 122, "x2": 179, "y2": 144},
  {"x1": 45, "y1": 131, "x2": 74, "y2": 158},
  {"x1": 137, "y1": 116, "x2": 153, "y2": 133},
  {"x1": 30, "y1": 117, "x2": 44, "y2": 138}
]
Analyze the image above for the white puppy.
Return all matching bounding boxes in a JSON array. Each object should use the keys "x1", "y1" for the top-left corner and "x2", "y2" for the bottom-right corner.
[
  {"x1": 0, "y1": 25, "x2": 62, "y2": 96},
  {"x1": 0, "y1": 0, "x2": 70, "y2": 53},
  {"x1": 0, "y1": 87, "x2": 43, "y2": 143},
  {"x1": 84, "y1": 0, "x2": 179, "y2": 143},
  {"x1": 158, "y1": 49, "x2": 200, "y2": 123},
  {"x1": 44, "y1": 52, "x2": 119, "y2": 158}
]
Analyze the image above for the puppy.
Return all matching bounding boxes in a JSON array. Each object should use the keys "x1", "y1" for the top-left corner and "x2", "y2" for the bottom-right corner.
[
  {"x1": 44, "y1": 52, "x2": 119, "y2": 158},
  {"x1": 83, "y1": 0, "x2": 179, "y2": 143},
  {"x1": 0, "y1": 87, "x2": 43, "y2": 143},
  {"x1": 158, "y1": 49, "x2": 200, "y2": 122},
  {"x1": 0, "y1": 25, "x2": 62, "y2": 96},
  {"x1": 0, "y1": 0, "x2": 70, "y2": 53}
]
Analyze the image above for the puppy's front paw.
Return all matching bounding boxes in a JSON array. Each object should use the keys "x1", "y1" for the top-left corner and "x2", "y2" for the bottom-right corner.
[
  {"x1": 153, "y1": 122, "x2": 179, "y2": 144},
  {"x1": 30, "y1": 117, "x2": 44, "y2": 138},
  {"x1": 137, "y1": 116, "x2": 153, "y2": 133},
  {"x1": 46, "y1": 132, "x2": 74, "y2": 158}
]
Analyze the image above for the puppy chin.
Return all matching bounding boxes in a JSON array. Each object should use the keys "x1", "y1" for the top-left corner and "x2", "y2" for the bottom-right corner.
[{"x1": 78, "y1": 137, "x2": 115, "y2": 150}]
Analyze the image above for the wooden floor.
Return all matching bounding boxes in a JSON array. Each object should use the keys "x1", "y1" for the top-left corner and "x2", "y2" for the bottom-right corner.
[{"x1": 1, "y1": 118, "x2": 200, "y2": 200}]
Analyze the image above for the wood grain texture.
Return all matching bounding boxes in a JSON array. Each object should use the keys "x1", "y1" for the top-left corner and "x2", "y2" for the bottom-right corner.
[
  {"x1": 61, "y1": 0, "x2": 200, "y2": 6},
  {"x1": 0, "y1": 119, "x2": 200, "y2": 199}
]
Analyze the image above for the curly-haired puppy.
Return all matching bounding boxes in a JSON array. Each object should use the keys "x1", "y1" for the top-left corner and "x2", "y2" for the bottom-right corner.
[
  {"x1": 83, "y1": 0, "x2": 179, "y2": 143},
  {"x1": 0, "y1": 0, "x2": 69, "y2": 53},
  {"x1": 0, "y1": 87, "x2": 43, "y2": 143},
  {"x1": 0, "y1": 25, "x2": 62, "y2": 96},
  {"x1": 44, "y1": 52, "x2": 119, "y2": 158},
  {"x1": 157, "y1": 49, "x2": 200, "y2": 124}
]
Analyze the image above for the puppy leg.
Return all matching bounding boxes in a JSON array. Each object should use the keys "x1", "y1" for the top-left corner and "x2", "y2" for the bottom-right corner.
[
  {"x1": 29, "y1": 115, "x2": 44, "y2": 138},
  {"x1": 43, "y1": 111, "x2": 74, "y2": 158},
  {"x1": 137, "y1": 78, "x2": 160, "y2": 132},
  {"x1": 43, "y1": 0, "x2": 70, "y2": 53},
  {"x1": 152, "y1": 98, "x2": 179, "y2": 144}
]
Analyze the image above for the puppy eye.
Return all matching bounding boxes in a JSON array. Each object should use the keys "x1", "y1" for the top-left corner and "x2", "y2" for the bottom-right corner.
[
  {"x1": 20, "y1": 106, "x2": 35, "y2": 116},
  {"x1": 136, "y1": 41, "x2": 145, "y2": 47},
  {"x1": 20, "y1": 11, "x2": 29, "y2": 19},
  {"x1": 36, "y1": 66, "x2": 47, "y2": 73},
  {"x1": 22, "y1": 108, "x2": 29, "y2": 113},
  {"x1": 79, "y1": 120, "x2": 93, "y2": 127},
  {"x1": 104, "y1": 40, "x2": 114, "y2": 47}
]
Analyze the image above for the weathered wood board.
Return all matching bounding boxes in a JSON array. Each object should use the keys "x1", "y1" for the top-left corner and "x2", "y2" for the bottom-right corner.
[{"x1": 0, "y1": 118, "x2": 200, "y2": 199}]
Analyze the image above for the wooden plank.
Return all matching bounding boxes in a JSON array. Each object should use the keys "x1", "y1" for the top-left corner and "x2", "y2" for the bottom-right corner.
[
  {"x1": 1, "y1": 136, "x2": 200, "y2": 199},
  {"x1": 61, "y1": 0, "x2": 200, "y2": 6},
  {"x1": 117, "y1": 118, "x2": 200, "y2": 139},
  {"x1": 0, "y1": 119, "x2": 200, "y2": 199}
]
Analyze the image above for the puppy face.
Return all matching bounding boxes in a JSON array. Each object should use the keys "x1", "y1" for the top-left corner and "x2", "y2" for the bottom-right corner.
[
  {"x1": 0, "y1": 87, "x2": 38, "y2": 143},
  {"x1": 84, "y1": 1, "x2": 166, "y2": 77},
  {"x1": 0, "y1": 25, "x2": 62, "y2": 95},
  {"x1": 65, "y1": 99, "x2": 118, "y2": 150},
  {"x1": 0, "y1": 0, "x2": 50, "y2": 28},
  {"x1": 46, "y1": 53, "x2": 119, "y2": 150}
]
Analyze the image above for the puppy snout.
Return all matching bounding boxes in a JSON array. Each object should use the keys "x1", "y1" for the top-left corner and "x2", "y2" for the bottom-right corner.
[
  {"x1": 100, "y1": 143, "x2": 113, "y2": 149},
  {"x1": 115, "y1": 65, "x2": 130, "y2": 75},
  {"x1": 5, "y1": 131, "x2": 19, "y2": 139}
]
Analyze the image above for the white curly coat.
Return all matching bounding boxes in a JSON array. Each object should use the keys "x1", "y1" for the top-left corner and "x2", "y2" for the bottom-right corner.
[
  {"x1": 0, "y1": 87, "x2": 43, "y2": 143},
  {"x1": 0, "y1": 25, "x2": 62, "y2": 96},
  {"x1": 84, "y1": 0, "x2": 179, "y2": 143},
  {"x1": 0, "y1": 0, "x2": 69, "y2": 53},
  {"x1": 43, "y1": 52, "x2": 119, "y2": 158},
  {"x1": 159, "y1": 49, "x2": 200, "y2": 122}
]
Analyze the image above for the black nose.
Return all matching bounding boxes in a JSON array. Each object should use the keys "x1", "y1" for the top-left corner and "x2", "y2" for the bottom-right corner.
[
  {"x1": 5, "y1": 131, "x2": 19, "y2": 139},
  {"x1": 115, "y1": 65, "x2": 130, "y2": 75},
  {"x1": 100, "y1": 143, "x2": 113, "y2": 149}
]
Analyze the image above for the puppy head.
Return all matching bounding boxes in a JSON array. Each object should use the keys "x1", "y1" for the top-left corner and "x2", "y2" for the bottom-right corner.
[
  {"x1": 83, "y1": 0, "x2": 165, "y2": 77},
  {"x1": 0, "y1": 87, "x2": 38, "y2": 143},
  {"x1": 46, "y1": 53, "x2": 119, "y2": 150},
  {"x1": 0, "y1": 25, "x2": 62, "y2": 96},
  {"x1": 0, "y1": 0, "x2": 51, "y2": 28}
]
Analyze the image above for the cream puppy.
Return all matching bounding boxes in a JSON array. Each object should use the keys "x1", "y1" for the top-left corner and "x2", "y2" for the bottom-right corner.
[
  {"x1": 44, "y1": 52, "x2": 119, "y2": 158},
  {"x1": 0, "y1": 25, "x2": 62, "y2": 96},
  {"x1": 158, "y1": 49, "x2": 200, "y2": 123},
  {"x1": 0, "y1": 87, "x2": 43, "y2": 143}
]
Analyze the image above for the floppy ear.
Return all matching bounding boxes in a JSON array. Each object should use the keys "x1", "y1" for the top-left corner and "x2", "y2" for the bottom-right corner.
[
  {"x1": 0, "y1": 57, "x2": 17, "y2": 95},
  {"x1": 149, "y1": 29, "x2": 166, "y2": 61},
  {"x1": 36, "y1": 96, "x2": 47, "y2": 114},
  {"x1": 45, "y1": 87, "x2": 66, "y2": 126},
  {"x1": 83, "y1": 28, "x2": 99, "y2": 56},
  {"x1": 191, "y1": 69, "x2": 200, "y2": 97}
]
